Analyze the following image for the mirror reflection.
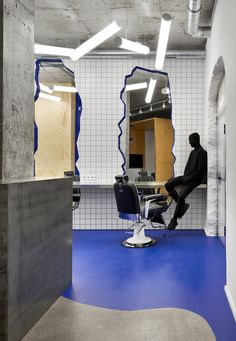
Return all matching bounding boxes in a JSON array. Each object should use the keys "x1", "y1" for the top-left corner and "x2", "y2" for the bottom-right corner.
[
  {"x1": 34, "y1": 60, "x2": 80, "y2": 177},
  {"x1": 123, "y1": 67, "x2": 174, "y2": 182}
]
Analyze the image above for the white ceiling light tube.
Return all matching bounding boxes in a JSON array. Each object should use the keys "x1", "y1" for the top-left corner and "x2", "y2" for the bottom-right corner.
[
  {"x1": 145, "y1": 78, "x2": 157, "y2": 103},
  {"x1": 70, "y1": 21, "x2": 121, "y2": 61},
  {"x1": 125, "y1": 82, "x2": 148, "y2": 91},
  {"x1": 115, "y1": 37, "x2": 150, "y2": 55},
  {"x1": 155, "y1": 13, "x2": 172, "y2": 70},
  {"x1": 39, "y1": 92, "x2": 61, "y2": 103},
  {"x1": 53, "y1": 85, "x2": 77, "y2": 93},
  {"x1": 34, "y1": 44, "x2": 74, "y2": 57},
  {"x1": 39, "y1": 83, "x2": 53, "y2": 94}
]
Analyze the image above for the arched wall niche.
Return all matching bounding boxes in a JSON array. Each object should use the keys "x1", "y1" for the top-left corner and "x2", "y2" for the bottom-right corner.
[{"x1": 206, "y1": 56, "x2": 225, "y2": 236}]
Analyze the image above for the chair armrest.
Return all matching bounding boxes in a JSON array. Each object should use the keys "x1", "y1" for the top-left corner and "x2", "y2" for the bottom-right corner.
[
  {"x1": 142, "y1": 194, "x2": 167, "y2": 202},
  {"x1": 143, "y1": 194, "x2": 167, "y2": 219}
]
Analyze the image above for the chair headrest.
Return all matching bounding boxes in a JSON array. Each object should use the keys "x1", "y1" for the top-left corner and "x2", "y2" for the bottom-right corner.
[
  {"x1": 139, "y1": 170, "x2": 148, "y2": 176},
  {"x1": 115, "y1": 175, "x2": 129, "y2": 183}
]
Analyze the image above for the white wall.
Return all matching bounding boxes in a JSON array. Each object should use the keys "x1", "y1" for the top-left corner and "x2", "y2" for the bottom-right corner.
[
  {"x1": 205, "y1": 0, "x2": 236, "y2": 319},
  {"x1": 64, "y1": 57, "x2": 207, "y2": 230}
]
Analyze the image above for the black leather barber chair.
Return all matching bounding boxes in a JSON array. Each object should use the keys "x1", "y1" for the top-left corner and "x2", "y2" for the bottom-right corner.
[
  {"x1": 73, "y1": 187, "x2": 80, "y2": 210},
  {"x1": 72, "y1": 175, "x2": 80, "y2": 210},
  {"x1": 114, "y1": 175, "x2": 168, "y2": 248},
  {"x1": 64, "y1": 171, "x2": 81, "y2": 210}
]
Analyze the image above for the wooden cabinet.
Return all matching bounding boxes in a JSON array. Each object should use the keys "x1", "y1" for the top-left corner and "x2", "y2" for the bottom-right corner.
[{"x1": 130, "y1": 117, "x2": 174, "y2": 181}]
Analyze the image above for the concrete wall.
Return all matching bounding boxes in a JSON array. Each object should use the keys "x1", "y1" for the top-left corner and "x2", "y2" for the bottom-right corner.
[
  {"x1": 0, "y1": 177, "x2": 72, "y2": 341},
  {"x1": 0, "y1": 0, "x2": 34, "y2": 179},
  {"x1": 0, "y1": 1, "x2": 74, "y2": 340},
  {"x1": 205, "y1": 0, "x2": 236, "y2": 319}
]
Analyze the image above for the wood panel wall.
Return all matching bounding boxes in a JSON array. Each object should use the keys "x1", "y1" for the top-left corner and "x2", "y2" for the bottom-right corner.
[
  {"x1": 154, "y1": 117, "x2": 174, "y2": 181},
  {"x1": 35, "y1": 83, "x2": 75, "y2": 177},
  {"x1": 129, "y1": 118, "x2": 174, "y2": 181}
]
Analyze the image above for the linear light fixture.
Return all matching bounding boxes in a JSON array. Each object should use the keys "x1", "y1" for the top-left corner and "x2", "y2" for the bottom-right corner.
[
  {"x1": 125, "y1": 82, "x2": 148, "y2": 91},
  {"x1": 39, "y1": 83, "x2": 53, "y2": 94},
  {"x1": 53, "y1": 85, "x2": 77, "y2": 93},
  {"x1": 35, "y1": 22, "x2": 121, "y2": 60},
  {"x1": 115, "y1": 37, "x2": 150, "y2": 55},
  {"x1": 70, "y1": 21, "x2": 121, "y2": 61},
  {"x1": 39, "y1": 92, "x2": 61, "y2": 103},
  {"x1": 145, "y1": 78, "x2": 157, "y2": 103},
  {"x1": 34, "y1": 44, "x2": 74, "y2": 57},
  {"x1": 155, "y1": 13, "x2": 172, "y2": 70},
  {"x1": 40, "y1": 83, "x2": 77, "y2": 93}
]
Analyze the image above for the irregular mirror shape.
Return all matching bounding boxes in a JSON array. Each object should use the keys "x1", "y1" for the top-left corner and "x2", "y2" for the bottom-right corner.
[
  {"x1": 121, "y1": 67, "x2": 175, "y2": 182},
  {"x1": 34, "y1": 60, "x2": 81, "y2": 177}
]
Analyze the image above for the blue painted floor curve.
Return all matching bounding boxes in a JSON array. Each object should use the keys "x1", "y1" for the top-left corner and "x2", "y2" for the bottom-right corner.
[{"x1": 63, "y1": 230, "x2": 236, "y2": 341}]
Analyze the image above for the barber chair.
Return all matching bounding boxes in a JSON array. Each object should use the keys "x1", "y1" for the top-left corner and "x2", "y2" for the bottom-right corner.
[
  {"x1": 72, "y1": 175, "x2": 81, "y2": 210},
  {"x1": 114, "y1": 175, "x2": 168, "y2": 248},
  {"x1": 72, "y1": 187, "x2": 80, "y2": 210},
  {"x1": 135, "y1": 170, "x2": 154, "y2": 195},
  {"x1": 64, "y1": 171, "x2": 81, "y2": 210}
]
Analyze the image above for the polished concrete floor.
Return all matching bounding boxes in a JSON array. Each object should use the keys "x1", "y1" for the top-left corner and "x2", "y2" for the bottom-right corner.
[
  {"x1": 23, "y1": 297, "x2": 215, "y2": 341},
  {"x1": 63, "y1": 230, "x2": 236, "y2": 341}
]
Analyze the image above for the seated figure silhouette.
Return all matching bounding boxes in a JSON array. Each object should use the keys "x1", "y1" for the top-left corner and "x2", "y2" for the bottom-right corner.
[{"x1": 165, "y1": 132, "x2": 207, "y2": 230}]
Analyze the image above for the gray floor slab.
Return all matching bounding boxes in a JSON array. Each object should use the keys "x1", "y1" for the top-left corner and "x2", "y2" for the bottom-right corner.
[{"x1": 23, "y1": 297, "x2": 216, "y2": 341}]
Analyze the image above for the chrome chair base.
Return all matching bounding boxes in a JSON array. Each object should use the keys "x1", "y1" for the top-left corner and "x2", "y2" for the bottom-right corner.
[{"x1": 121, "y1": 238, "x2": 156, "y2": 248}]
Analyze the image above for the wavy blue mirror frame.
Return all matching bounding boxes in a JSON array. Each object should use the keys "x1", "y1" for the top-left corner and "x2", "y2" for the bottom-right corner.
[
  {"x1": 34, "y1": 58, "x2": 82, "y2": 175},
  {"x1": 119, "y1": 65, "x2": 175, "y2": 176}
]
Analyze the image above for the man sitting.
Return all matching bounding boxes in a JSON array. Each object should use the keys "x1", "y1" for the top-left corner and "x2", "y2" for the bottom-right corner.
[{"x1": 165, "y1": 132, "x2": 207, "y2": 230}]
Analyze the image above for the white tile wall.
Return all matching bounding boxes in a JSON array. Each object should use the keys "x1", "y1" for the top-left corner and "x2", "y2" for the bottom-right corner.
[{"x1": 64, "y1": 57, "x2": 206, "y2": 230}]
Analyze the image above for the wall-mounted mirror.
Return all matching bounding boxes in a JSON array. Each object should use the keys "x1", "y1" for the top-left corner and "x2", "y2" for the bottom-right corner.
[
  {"x1": 34, "y1": 59, "x2": 81, "y2": 177},
  {"x1": 121, "y1": 67, "x2": 174, "y2": 182}
]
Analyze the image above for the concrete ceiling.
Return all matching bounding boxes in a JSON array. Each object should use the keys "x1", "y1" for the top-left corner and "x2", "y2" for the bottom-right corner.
[
  {"x1": 35, "y1": 0, "x2": 215, "y2": 52},
  {"x1": 39, "y1": 63, "x2": 75, "y2": 83}
]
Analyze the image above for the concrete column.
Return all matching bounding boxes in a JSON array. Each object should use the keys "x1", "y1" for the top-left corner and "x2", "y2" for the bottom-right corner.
[
  {"x1": 0, "y1": 2, "x2": 73, "y2": 341},
  {"x1": 0, "y1": 0, "x2": 34, "y2": 179}
]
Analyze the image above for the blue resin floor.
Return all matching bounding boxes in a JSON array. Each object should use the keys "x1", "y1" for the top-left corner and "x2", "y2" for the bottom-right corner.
[{"x1": 63, "y1": 230, "x2": 236, "y2": 341}]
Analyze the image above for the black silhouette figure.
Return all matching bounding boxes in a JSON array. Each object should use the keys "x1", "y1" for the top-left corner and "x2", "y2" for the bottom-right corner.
[{"x1": 165, "y1": 132, "x2": 207, "y2": 230}]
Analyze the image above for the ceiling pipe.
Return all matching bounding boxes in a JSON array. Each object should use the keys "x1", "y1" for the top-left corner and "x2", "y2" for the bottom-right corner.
[{"x1": 187, "y1": 0, "x2": 211, "y2": 38}]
